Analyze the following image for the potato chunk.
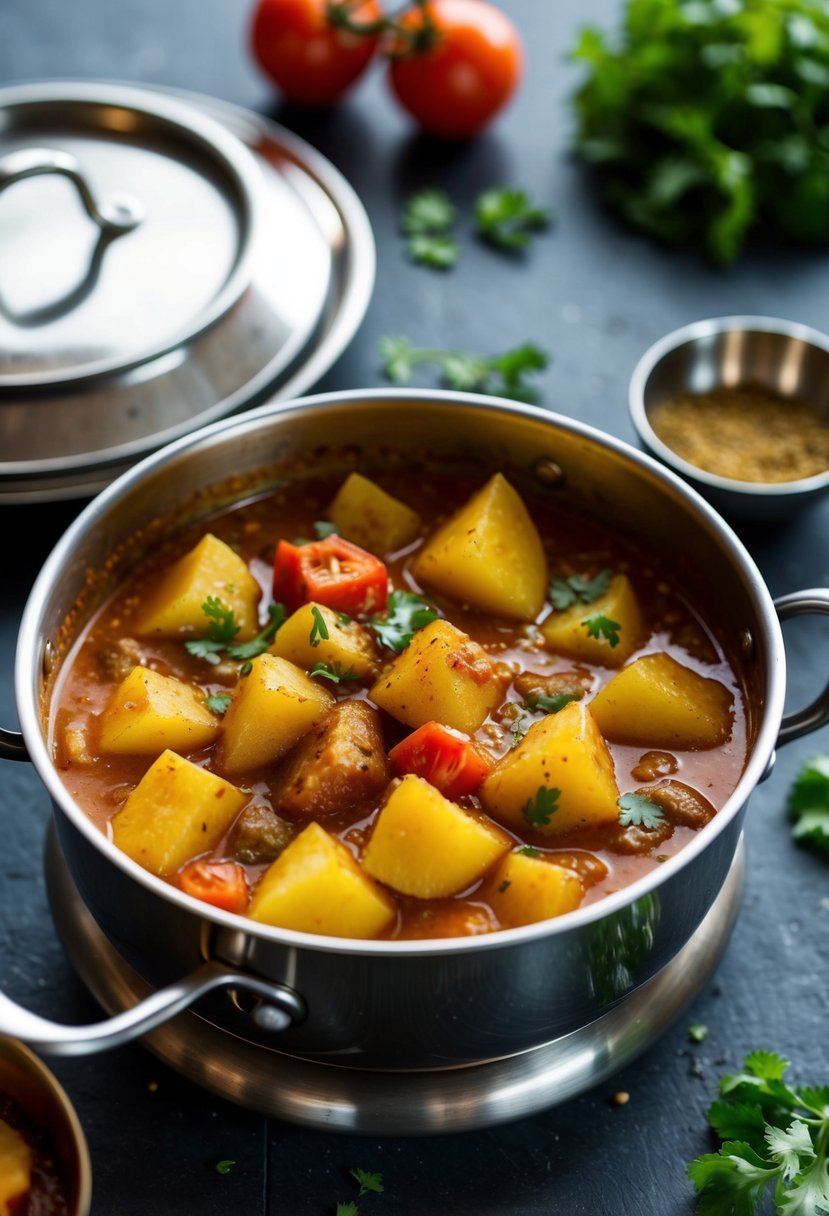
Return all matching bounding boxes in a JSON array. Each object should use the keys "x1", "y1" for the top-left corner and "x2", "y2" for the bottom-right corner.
[
  {"x1": 362, "y1": 774, "x2": 511, "y2": 898},
  {"x1": 484, "y1": 850, "x2": 584, "y2": 928},
  {"x1": 540, "y1": 574, "x2": 645, "y2": 667},
  {"x1": 480, "y1": 701, "x2": 620, "y2": 835},
  {"x1": 0, "y1": 1120, "x2": 32, "y2": 1216},
  {"x1": 112, "y1": 750, "x2": 248, "y2": 877},
  {"x1": 412, "y1": 473, "x2": 547, "y2": 621},
  {"x1": 248, "y1": 821, "x2": 395, "y2": 938},
  {"x1": 133, "y1": 533, "x2": 261, "y2": 640},
  {"x1": 97, "y1": 665, "x2": 220, "y2": 755},
  {"x1": 270, "y1": 601, "x2": 379, "y2": 678},
  {"x1": 273, "y1": 701, "x2": 390, "y2": 818},
  {"x1": 589, "y1": 653, "x2": 734, "y2": 749},
  {"x1": 369, "y1": 619, "x2": 502, "y2": 734},
  {"x1": 221, "y1": 654, "x2": 334, "y2": 774},
  {"x1": 329, "y1": 472, "x2": 421, "y2": 554}
]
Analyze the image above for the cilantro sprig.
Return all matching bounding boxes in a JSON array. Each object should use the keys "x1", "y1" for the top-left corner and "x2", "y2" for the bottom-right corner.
[
  {"x1": 583, "y1": 614, "x2": 622, "y2": 648},
  {"x1": 523, "y1": 785, "x2": 561, "y2": 829},
  {"x1": 549, "y1": 569, "x2": 612, "y2": 611},
  {"x1": 185, "y1": 599, "x2": 285, "y2": 666},
  {"x1": 529, "y1": 691, "x2": 583, "y2": 715},
  {"x1": 350, "y1": 1169, "x2": 384, "y2": 1197},
  {"x1": 369, "y1": 589, "x2": 438, "y2": 653},
  {"x1": 618, "y1": 792, "x2": 666, "y2": 830},
  {"x1": 401, "y1": 189, "x2": 459, "y2": 268},
  {"x1": 379, "y1": 336, "x2": 549, "y2": 404},
  {"x1": 309, "y1": 605, "x2": 329, "y2": 647},
  {"x1": 309, "y1": 661, "x2": 361, "y2": 684},
  {"x1": 204, "y1": 692, "x2": 232, "y2": 716},
  {"x1": 788, "y1": 756, "x2": 829, "y2": 859},
  {"x1": 475, "y1": 187, "x2": 552, "y2": 249},
  {"x1": 688, "y1": 1050, "x2": 829, "y2": 1214}
]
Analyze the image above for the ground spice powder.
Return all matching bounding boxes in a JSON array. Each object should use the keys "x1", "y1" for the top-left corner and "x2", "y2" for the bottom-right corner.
[{"x1": 649, "y1": 383, "x2": 829, "y2": 483}]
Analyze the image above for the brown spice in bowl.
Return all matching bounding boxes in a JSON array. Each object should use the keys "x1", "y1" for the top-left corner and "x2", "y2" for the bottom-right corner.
[{"x1": 649, "y1": 383, "x2": 829, "y2": 483}]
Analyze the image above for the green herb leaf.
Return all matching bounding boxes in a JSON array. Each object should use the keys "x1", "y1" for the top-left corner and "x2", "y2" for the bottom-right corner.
[
  {"x1": 239, "y1": 660, "x2": 253, "y2": 677},
  {"x1": 582, "y1": 614, "x2": 622, "y2": 648},
  {"x1": 689, "y1": 1024, "x2": 709, "y2": 1044},
  {"x1": 369, "y1": 590, "x2": 438, "y2": 653},
  {"x1": 407, "y1": 232, "x2": 461, "y2": 268},
  {"x1": 529, "y1": 691, "x2": 583, "y2": 714},
  {"x1": 226, "y1": 603, "x2": 287, "y2": 661},
  {"x1": 517, "y1": 846, "x2": 541, "y2": 857},
  {"x1": 185, "y1": 596, "x2": 241, "y2": 663},
  {"x1": 214, "y1": 1159, "x2": 235, "y2": 1175},
  {"x1": 618, "y1": 792, "x2": 666, "y2": 830},
  {"x1": 523, "y1": 786, "x2": 561, "y2": 828},
  {"x1": 336, "y1": 1205, "x2": 359, "y2": 1216},
  {"x1": 314, "y1": 520, "x2": 338, "y2": 539},
  {"x1": 549, "y1": 569, "x2": 612, "y2": 611},
  {"x1": 401, "y1": 188, "x2": 456, "y2": 235},
  {"x1": 309, "y1": 661, "x2": 361, "y2": 684},
  {"x1": 309, "y1": 605, "x2": 330, "y2": 647},
  {"x1": 378, "y1": 337, "x2": 549, "y2": 404},
  {"x1": 475, "y1": 187, "x2": 552, "y2": 249},
  {"x1": 205, "y1": 692, "x2": 232, "y2": 716},
  {"x1": 788, "y1": 756, "x2": 829, "y2": 859},
  {"x1": 349, "y1": 1168, "x2": 384, "y2": 1197}
]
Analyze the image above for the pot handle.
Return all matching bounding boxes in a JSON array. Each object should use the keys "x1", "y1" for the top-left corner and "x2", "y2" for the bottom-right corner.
[
  {"x1": 0, "y1": 729, "x2": 29, "y2": 762},
  {"x1": 775, "y1": 588, "x2": 829, "y2": 746},
  {"x1": 0, "y1": 148, "x2": 144, "y2": 236},
  {"x1": 0, "y1": 959, "x2": 305, "y2": 1056}
]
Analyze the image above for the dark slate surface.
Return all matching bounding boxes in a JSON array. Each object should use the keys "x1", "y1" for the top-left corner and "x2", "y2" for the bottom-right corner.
[{"x1": 1, "y1": 1, "x2": 828, "y2": 1212}]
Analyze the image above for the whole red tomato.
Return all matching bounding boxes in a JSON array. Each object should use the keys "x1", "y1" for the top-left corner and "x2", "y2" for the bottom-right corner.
[
  {"x1": 388, "y1": 0, "x2": 522, "y2": 138},
  {"x1": 251, "y1": 0, "x2": 383, "y2": 106}
]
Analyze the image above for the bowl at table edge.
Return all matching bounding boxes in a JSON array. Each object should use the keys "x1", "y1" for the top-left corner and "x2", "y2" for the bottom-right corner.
[
  {"x1": 0, "y1": 1037, "x2": 91, "y2": 1215},
  {"x1": 628, "y1": 315, "x2": 829, "y2": 522}
]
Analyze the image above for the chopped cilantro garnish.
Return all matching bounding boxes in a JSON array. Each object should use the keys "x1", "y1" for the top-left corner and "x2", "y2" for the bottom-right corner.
[
  {"x1": 185, "y1": 596, "x2": 240, "y2": 664},
  {"x1": 523, "y1": 786, "x2": 561, "y2": 829},
  {"x1": 475, "y1": 187, "x2": 552, "y2": 249},
  {"x1": 350, "y1": 1168, "x2": 384, "y2": 1197},
  {"x1": 583, "y1": 614, "x2": 622, "y2": 648},
  {"x1": 618, "y1": 792, "x2": 665, "y2": 830},
  {"x1": 401, "y1": 189, "x2": 459, "y2": 268},
  {"x1": 378, "y1": 336, "x2": 549, "y2": 404},
  {"x1": 549, "y1": 569, "x2": 612, "y2": 611},
  {"x1": 214, "y1": 1159, "x2": 235, "y2": 1175},
  {"x1": 529, "y1": 691, "x2": 583, "y2": 714},
  {"x1": 517, "y1": 846, "x2": 541, "y2": 858},
  {"x1": 788, "y1": 755, "x2": 829, "y2": 859},
  {"x1": 309, "y1": 662, "x2": 361, "y2": 684},
  {"x1": 498, "y1": 879, "x2": 512, "y2": 893},
  {"x1": 336, "y1": 1205, "x2": 358, "y2": 1216},
  {"x1": 239, "y1": 660, "x2": 253, "y2": 677},
  {"x1": 369, "y1": 590, "x2": 438, "y2": 653},
  {"x1": 687, "y1": 1050, "x2": 829, "y2": 1214},
  {"x1": 313, "y1": 520, "x2": 338, "y2": 539},
  {"x1": 689, "y1": 1024, "x2": 708, "y2": 1044},
  {"x1": 226, "y1": 603, "x2": 286, "y2": 661},
  {"x1": 309, "y1": 605, "x2": 330, "y2": 647},
  {"x1": 204, "y1": 692, "x2": 232, "y2": 716},
  {"x1": 510, "y1": 715, "x2": 526, "y2": 749}
]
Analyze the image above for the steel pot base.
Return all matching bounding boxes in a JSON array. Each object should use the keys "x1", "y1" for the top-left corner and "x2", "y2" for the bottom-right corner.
[{"x1": 47, "y1": 830, "x2": 744, "y2": 1135}]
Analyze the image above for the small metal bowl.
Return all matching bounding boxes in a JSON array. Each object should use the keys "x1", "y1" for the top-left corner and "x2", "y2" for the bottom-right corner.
[
  {"x1": 0, "y1": 1038, "x2": 91, "y2": 1215},
  {"x1": 629, "y1": 316, "x2": 829, "y2": 521}
]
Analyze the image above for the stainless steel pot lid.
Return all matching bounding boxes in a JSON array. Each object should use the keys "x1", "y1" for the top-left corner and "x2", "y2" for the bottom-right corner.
[{"x1": 0, "y1": 82, "x2": 374, "y2": 500}]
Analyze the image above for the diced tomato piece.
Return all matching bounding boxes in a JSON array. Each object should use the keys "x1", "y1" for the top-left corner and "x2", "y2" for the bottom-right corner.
[
  {"x1": 179, "y1": 859, "x2": 250, "y2": 914},
  {"x1": 389, "y1": 722, "x2": 492, "y2": 799},
  {"x1": 273, "y1": 536, "x2": 388, "y2": 616}
]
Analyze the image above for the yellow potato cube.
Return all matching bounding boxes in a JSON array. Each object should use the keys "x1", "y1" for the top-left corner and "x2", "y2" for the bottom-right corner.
[
  {"x1": 480, "y1": 701, "x2": 620, "y2": 835},
  {"x1": 0, "y1": 1120, "x2": 31, "y2": 1216},
  {"x1": 485, "y1": 851, "x2": 585, "y2": 928},
  {"x1": 328, "y1": 472, "x2": 421, "y2": 554},
  {"x1": 248, "y1": 822, "x2": 395, "y2": 938},
  {"x1": 221, "y1": 654, "x2": 334, "y2": 774},
  {"x1": 270, "y1": 601, "x2": 379, "y2": 678},
  {"x1": 112, "y1": 750, "x2": 248, "y2": 877},
  {"x1": 541, "y1": 573, "x2": 645, "y2": 667},
  {"x1": 412, "y1": 473, "x2": 547, "y2": 621},
  {"x1": 97, "y1": 665, "x2": 220, "y2": 755},
  {"x1": 369, "y1": 619, "x2": 502, "y2": 734},
  {"x1": 590, "y1": 653, "x2": 734, "y2": 749},
  {"x1": 362, "y1": 774, "x2": 511, "y2": 898},
  {"x1": 133, "y1": 533, "x2": 261, "y2": 640}
]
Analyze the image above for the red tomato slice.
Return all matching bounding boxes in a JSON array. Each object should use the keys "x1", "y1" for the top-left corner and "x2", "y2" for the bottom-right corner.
[
  {"x1": 389, "y1": 721, "x2": 492, "y2": 799},
  {"x1": 179, "y1": 860, "x2": 250, "y2": 915},
  {"x1": 273, "y1": 536, "x2": 388, "y2": 615}
]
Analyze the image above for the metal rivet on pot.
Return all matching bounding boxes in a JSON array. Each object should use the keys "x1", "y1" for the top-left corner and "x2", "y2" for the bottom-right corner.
[
  {"x1": 533, "y1": 458, "x2": 565, "y2": 487},
  {"x1": 250, "y1": 1002, "x2": 294, "y2": 1034}
]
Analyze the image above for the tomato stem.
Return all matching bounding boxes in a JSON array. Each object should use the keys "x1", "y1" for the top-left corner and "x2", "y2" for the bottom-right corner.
[{"x1": 325, "y1": 0, "x2": 438, "y2": 56}]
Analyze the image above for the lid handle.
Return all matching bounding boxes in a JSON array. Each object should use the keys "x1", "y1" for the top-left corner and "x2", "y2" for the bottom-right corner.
[{"x1": 0, "y1": 147, "x2": 144, "y2": 235}]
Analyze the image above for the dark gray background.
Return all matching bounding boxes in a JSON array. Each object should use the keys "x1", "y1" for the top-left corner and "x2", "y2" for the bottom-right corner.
[{"x1": 0, "y1": 1, "x2": 828, "y2": 1212}]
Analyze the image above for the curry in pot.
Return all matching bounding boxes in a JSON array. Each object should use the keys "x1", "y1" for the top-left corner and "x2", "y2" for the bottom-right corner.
[{"x1": 51, "y1": 469, "x2": 746, "y2": 939}]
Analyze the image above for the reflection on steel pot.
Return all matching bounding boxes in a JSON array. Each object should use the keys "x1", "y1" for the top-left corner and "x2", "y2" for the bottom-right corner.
[{"x1": 1, "y1": 391, "x2": 828, "y2": 1124}]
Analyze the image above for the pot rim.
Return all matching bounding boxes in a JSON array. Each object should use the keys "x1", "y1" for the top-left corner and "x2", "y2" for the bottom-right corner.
[{"x1": 16, "y1": 388, "x2": 786, "y2": 958}]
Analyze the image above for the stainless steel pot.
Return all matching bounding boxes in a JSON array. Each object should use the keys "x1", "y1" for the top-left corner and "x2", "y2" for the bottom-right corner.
[{"x1": 2, "y1": 391, "x2": 828, "y2": 1073}]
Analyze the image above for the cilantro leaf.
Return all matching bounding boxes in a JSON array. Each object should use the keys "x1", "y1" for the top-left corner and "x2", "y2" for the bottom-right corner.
[
  {"x1": 204, "y1": 692, "x2": 232, "y2": 716},
  {"x1": 309, "y1": 661, "x2": 361, "y2": 684},
  {"x1": 475, "y1": 187, "x2": 552, "y2": 249},
  {"x1": 214, "y1": 1159, "x2": 235, "y2": 1175},
  {"x1": 689, "y1": 1024, "x2": 709, "y2": 1044},
  {"x1": 309, "y1": 605, "x2": 330, "y2": 647},
  {"x1": 788, "y1": 756, "x2": 829, "y2": 859},
  {"x1": 226, "y1": 603, "x2": 287, "y2": 661},
  {"x1": 336, "y1": 1205, "x2": 358, "y2": 1216},
  {"x1": 583, "y1": 614, "x2": 622, "y2": 648},
  {"x1": 549, "y1": 569, "x2": 612, "y2": 611},
  {"x1": 313, "y1": 520, "x2": 338, "y2": 539},
  {"x1": 401, "y1": 188, "x2": 456, "y2": 235},
  {"x1": 529, "y1": 691, "x2": 583, "y2": 714},
  {"x1": 523, "y1": 785, "x2": 561, "y2": 828},
  {"x1": 378, "y1": 336, "x2": 549, "y2": 404},
  {"x1": 369, "y1": 590, "x2": 437, "y2": 653},
  {"x1": 618, "y1": 792, "x2": 666, "y2": 830},
  {"x1": 687, "y1": 1142, "x2": 779, "y2": 1215},
  {"x1": 349, "y1": 1168, "x2": 384, "y2": 1197},
  {"x1": 185, "y1": 596, "x2": 240, "y2": 664},
  {"x1": 517, "y1": 845, "x2": 541, "y2": 857},
  {"x1": 407, "y1": 232, "x2": 460, "y2": 269}
]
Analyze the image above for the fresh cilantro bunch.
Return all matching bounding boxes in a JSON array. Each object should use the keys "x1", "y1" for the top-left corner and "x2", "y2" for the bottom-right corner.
[
  {"x1": 571, "y1": 0, "x2": 829, "y2": 263},
  {"x1": 788, "y1": 756, "x2": 829, "y2": 858},
  {"x1": 378, "y1": 336, "x2": 549, "y2": 403},
  {"x1": 688, "y1": 1050, "x2": 829, "y2": 1214}
]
